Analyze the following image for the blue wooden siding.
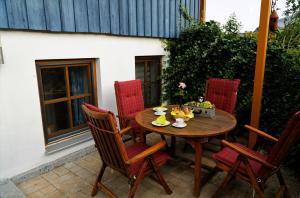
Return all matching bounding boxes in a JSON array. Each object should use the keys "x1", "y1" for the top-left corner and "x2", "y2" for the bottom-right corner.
[{"x1": 0, "y1": 0, "x2": 200, "y2": 38}]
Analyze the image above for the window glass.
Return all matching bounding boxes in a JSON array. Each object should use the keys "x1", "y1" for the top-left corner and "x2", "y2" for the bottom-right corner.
[
  {"x1": 41, "y1": 68, "x2": 66, "y2": 100},
  {"x1": 72, "y1": 97, "x2": 91, "y2": 127},
  {"x1": 45, "y1": 102, "x2": 70, "y2": 135},
  {"x1": 69, "y1": 66, "x2": 90, "y2": 96}
]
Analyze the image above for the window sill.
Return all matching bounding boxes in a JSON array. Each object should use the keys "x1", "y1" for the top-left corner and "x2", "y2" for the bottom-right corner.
[{"x1": 45, "y1": 130, "x2": 93, "y2": 155}]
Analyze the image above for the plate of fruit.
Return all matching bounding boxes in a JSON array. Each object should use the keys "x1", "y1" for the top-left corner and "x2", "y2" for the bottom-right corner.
[
  {"x1": 170, "y1": 106, "x2": 194, "y2": 121},
  {"x1": 152, "y1": 115, "x2": 170, "y2": 127}
]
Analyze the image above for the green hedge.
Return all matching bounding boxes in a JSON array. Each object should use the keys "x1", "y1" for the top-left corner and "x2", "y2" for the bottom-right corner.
[{"x1": 162, "y1": 21, "x2": 300, "y2": 136}]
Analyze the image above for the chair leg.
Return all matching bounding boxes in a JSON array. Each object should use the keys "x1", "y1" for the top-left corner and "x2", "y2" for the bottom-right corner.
[
  {"x1": 244, "y1": 160, "x2": 264, "y2": 198},
  {"x1": 92, "y1": 163, "x2": 107, "y2": 196},
  {"x1": 212, "y1": 159, "x2": 241, "y2": 198},
  {"x1": 148, "y1": 158, "x2": 172, "y2": 194},
  {"x1": 276, "y1": 170, "x2": 290, "y2": 198},
  {"x1": 128, "y1": 161, "x2": 148, "y2": 198},
  {"x1": 132, "y1": 132, "x2": 137, "y2": 143}
]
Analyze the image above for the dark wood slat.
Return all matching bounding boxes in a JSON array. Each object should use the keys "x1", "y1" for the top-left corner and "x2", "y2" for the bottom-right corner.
[
  {"x1": 44, "y1": 0, "x2": 61, "y2": 31},
  {"x1": 73, "y1": 0, "x2": 89, "y2": 32},
  {"x1": 119, "y1": 0, "x2": 129, "y2": 35},
  {"x1": 175, "y1": 0, "x2": 180, "y2": 37},
  {"x1": 5, "y1": 0, "x2": 28, "y2": 29},
  {"x1": 151, "y1": 0, "x2": 158, "y2": 37},
  {"x1": 180, "y1": 0, "x2": 185, "y2": 29},
  {"x1": 109, "y1": 0, "x2": 120, "y2": 34},
  {"x1": 128, "y1": 0, "x2": 137, "y2": 35},
  {"x1": 190, "y1": 0, "x2": 195, "y2": 21},
  {"x1": 195, "y1": 0, "x2": 199, "y2": 21},
  {"x1": 185, "y1": 0, "x2": 190, "y2": 27},
  {"x1": 0, "y1": 0, "x2": 9, "y2": 28},
  {"x1": 136, "y1": 0, "x2": 144, "y2": 36},
  {"x1": 60, "y1": 0, "x2": 75, "y2": 32},
  {"x1": 144, "y1": 0, "x2": 151, "y2": 37},
  {"x1": 170, "y1": 0, "x2": 176, "y2": 37},
  {"x1": 1, "y1": 0, "x2": 182, "y2": 38},
  {"x1": 164, "y1": 0, "x2": 170, "y2": 37},
  {"x1": 158, "y1": 0, "x2": 164, "y2": 37},
  {"x1": 26, "y1": 0, "x2": 46, "y2": 30},
  {"x1": 99, "y1": 0, "x2": 110, "y2": 33},
  {"x1": 87, "y1": 0, "x2": 100, "y2": 32}
]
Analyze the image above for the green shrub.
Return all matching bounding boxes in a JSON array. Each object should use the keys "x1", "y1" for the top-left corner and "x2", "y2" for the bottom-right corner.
[{"x1": 162, "y1": 21, "x2": 300, "y2": 137}]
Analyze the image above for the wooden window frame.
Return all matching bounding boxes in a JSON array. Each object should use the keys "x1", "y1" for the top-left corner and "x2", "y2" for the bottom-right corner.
[
  {"x1": 135, "y1": 56, "x2": 162, "y2": 107},
  {"x1": 36, "y1": 59, "x2": 98, "y2": 145}
]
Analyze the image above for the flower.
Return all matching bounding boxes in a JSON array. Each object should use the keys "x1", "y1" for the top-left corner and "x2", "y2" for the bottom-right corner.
[
  {"x1": 176, "y1": 82, "x2": 187, "y2": 103},
  {"x1": 178, "y1": 82, "x2": 186, "y2": 89}
]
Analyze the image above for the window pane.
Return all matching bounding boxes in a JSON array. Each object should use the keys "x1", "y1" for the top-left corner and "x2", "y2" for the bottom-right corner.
[
  {"x1": 72, "y1": 97, "x2": 91, "y2": 127},
  {"x1": 41, "y1": 68, "x2": 67, "y2": 100},
  {"x1": 69, "y1": 66, "x2": 90, "y2": 96},
  {"x1": 45, "y1": 102, "x2": 70, "y2": 135}
]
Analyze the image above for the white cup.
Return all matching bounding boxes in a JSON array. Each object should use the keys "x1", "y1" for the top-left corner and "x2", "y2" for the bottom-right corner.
[
  {"x1": 175, "y1": 118, "x2": 184, "y2": 126},
  {"x1": 156, "y1": 109, "x2": 164, "y2": 115}
]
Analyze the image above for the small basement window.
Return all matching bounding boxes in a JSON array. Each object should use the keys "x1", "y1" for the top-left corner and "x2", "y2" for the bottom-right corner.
[{"x1": 36, "y1": 59, "x2": 98, "y2": 146}]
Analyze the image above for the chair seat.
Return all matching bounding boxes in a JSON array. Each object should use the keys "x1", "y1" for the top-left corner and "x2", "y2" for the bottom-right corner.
[
  {"x1": 212, "y1": 143, "x2": 267, "y2": 176},
  {"x1": 126, "y1": 143, "x2": 170, "y2": 175}
]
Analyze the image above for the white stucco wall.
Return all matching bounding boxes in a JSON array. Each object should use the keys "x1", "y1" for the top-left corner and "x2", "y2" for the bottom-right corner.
[{"x1": 0, "y1": 31, "x2": 165, "y2": 180}]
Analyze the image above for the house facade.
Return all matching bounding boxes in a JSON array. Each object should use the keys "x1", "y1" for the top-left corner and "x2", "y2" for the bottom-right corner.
[{"x1": 0, "y1": 0, "x2": 200, "y2": 181}]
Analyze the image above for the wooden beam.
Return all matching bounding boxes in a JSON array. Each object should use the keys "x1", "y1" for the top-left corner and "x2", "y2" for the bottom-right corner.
[
  {"x1": 249, "y1": 0, "x2": 272, "y2": 148},
  {"x1": 200, "y1": 0, "x2": 206, "y2": 22}
]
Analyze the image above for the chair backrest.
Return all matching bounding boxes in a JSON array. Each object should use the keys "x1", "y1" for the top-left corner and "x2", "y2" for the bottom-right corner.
[
  {"x1": 114, "y1": 80, "x2": 144, "y2": 128},
  {"x1": 82, "y1": 104, "x2": 129, "y2": 174},
  {"x1": 205, "y1": 78, "x2": 240, "y2": 114},
  {"x1": 266, "y1": 111, "x2": 300, "y2": 167}
]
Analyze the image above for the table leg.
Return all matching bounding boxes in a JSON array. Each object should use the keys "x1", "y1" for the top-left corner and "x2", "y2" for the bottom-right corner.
[
  {"x1": 193, "y1": 140, "x2": 203, "y2": 197},
  {"x1": 170, "y1": 136, "x2": 176, "y2": 156}
]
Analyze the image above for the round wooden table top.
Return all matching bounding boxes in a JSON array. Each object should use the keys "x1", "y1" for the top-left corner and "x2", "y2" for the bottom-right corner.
[{"x1": 135, "y1": 106, "x2": 237, "y2": 138}]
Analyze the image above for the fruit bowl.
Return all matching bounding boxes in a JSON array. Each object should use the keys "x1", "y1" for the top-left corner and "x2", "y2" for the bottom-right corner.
[
  {"x1": 184, "y1": 101, "x2": 215, "y2": 118},
  {"x1": 170, "y1": 106, "x2": 194, "y2": 121}
]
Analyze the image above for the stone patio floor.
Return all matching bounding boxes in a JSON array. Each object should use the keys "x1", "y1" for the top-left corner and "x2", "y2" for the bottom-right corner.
[{"x1": 15, "y1": 134, "x2": 300, "y2": 198}]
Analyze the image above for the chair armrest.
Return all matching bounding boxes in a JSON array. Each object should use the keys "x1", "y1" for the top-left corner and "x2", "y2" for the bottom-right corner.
[
  {"x1": 245, "y1": 125, "x2": 278, "y2": 142},
  {"x1": 221, "y1": 140, "x2": 276, "y2": 170},
  {"x1": 119, "y1": 126, "x2": 132, "y2": 136},
  {"x1": 125, "y1": 141, "x2": 167, "y2": 165},
  {"x1": 117, "y1": 115, "x2": 134, "y2": 121}
]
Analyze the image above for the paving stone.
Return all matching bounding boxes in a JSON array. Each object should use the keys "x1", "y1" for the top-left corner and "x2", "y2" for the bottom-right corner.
[
  {"x1": 52, "y1": 167, "x2": 70, "y2": 176},
  {"x1": 0, "y1": 180, "x2": 26, "y2": 198},
  {"x1": 12, "y1": 135, "x2": 300, "y2": 198}
]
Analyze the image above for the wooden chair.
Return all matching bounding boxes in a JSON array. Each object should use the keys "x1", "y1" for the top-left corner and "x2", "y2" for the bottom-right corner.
[
  {"x1": 114, "y1": 80, "x2": 146, "y2": 142},
  {"x1": 212, "y1": 111, "x2": 300, "y2": 198},
  {"x1": 82, "y1": 103, "x2": 172, "y2": 198},
  {"x1": 183, "y1": 78, "x2": 240, "y2": 152},
  {"x1": 205, "y1": 78, "x2": 240, "y2": 115},
  {"x1": 205, "y1": 78, "x2": 240, "y2": 142}
]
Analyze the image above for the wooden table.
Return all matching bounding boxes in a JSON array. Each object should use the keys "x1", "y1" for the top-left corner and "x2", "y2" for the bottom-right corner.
[{"x1": 135, "y1": 106, "x2": 237, "y2": 197}]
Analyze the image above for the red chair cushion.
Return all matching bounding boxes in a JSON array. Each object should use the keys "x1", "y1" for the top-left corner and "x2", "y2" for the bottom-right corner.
[
  {"x1": 115, "y1": 80, "x2": 144, "y2": 117},
  {"x1": 126, "y1": 143, "x2": 170, "y2": 176},
  {"x1": 206, "y1": 78, "x2": 240, "y2": 114},
  {"x1": 212, "y1": 143, "x2": 267, "y2": 176},
  {"x1": 126, "y1": 113, "x2": 142, "y2": 134},
  {"x1": 83, "y1": 103, "x2": 117, "y2": 127}
]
